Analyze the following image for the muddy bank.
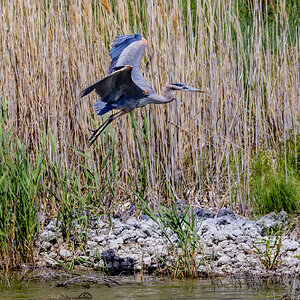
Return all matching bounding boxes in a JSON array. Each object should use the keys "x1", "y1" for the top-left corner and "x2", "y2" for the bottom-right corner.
[{"x1": 35, "y1": 207, "x2": 300, "y2": 279}]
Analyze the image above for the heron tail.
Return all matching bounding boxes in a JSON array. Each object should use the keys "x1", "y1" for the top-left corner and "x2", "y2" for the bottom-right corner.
[{"x1": 94, "y1": 100, "x2": 114, "y2": 115}]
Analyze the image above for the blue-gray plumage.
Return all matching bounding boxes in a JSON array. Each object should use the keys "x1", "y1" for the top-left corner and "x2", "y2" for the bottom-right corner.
[{"x1": 80, "y1": 34, "x2": 206, "y2": 147}]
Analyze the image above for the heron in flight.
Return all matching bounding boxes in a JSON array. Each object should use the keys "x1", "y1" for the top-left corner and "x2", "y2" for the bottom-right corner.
[{"x1": 80, "y1": 34, "x2": 206, "y2": 147}]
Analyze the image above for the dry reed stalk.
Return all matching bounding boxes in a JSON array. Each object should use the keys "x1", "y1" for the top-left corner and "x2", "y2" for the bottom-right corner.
[{"x1": 0, "y1": 0, "x2": 299, "y2": 211}]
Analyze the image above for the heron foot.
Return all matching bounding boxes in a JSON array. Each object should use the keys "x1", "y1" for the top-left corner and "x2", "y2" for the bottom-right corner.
[
  {"x1": 87, "y1": 110, "x2": 127, "y2": 147},
  {"x1": 88, "y1": 128, "x2": 97, "y2": 133}
]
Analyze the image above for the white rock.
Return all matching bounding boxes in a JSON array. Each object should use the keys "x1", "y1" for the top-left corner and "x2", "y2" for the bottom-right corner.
[
  {"x1": 113, "y1": 225, "x2": 124, "y2": 236},
  {"x1": 97, "y1": 220, "x2": 106, "y2": 229},
  {"x1": 45, "y1": 221, "x2": 56, "y2": 231},
  {"x1": 86, "y1": 241, "x2": 98, "y2": 249},
  {"x1": 282, "y1": 257, "x2": 299, "y2": 268},
  {"x1": 214, "y1": 231, "x2": 228, "y2": 242},
  {"x1": 57, "y1": 235, "x2": 64, "y2": 244},
  {"x1": 156, "y1": 245, "x2": 168, "y2": 257},
  {"x1": 217, "y1": 254, "x2": 231, "y2": 266},
  {"x1": 293, "y1": 248, "x2": 300, "y2": 257},
  {"x1": 235, "y1": 236, "x2": 250, "y2": 243},
  {"x1": 210, "y1": 245, "x2": 222, "y2": 258},
  {"x1": 115, "y1": 236, "x2": 124, "y2": 244},
  {"x1": 218, "y1": 241, "x2": 230, "y2": 248},
  {"x1": 197, "y1": 264, "x2": 207, "y2": 273},
  {"x1": 146, "y1": 247, "x2": 154, "y2": 256},
  {"x1": 40, "y1": 241, "x2": 52, "y2": 251},
  {"x1": 228, "y1": 230, "x2": 243, "y2": 240},
  {"x1": 127, "y1": 217, "x2": 140, "y2": 228},
  {"x1": 204, "y1": 240, "x2": 214, "y2": 247},
  {"x1": 43, "y1": 253, "x2": 59, "y2": 266},
  {"x1": 281, "y1": 239, "x2": 299, "y2": 252},
  {"x1": 99, "y1": 240, "x2": 107, "y2": 247},
  {"x1": 135, "y1": 229, "x2": 147, "y2": 239},
  {"x1": 140, "y1": 223, "x2": 152, "y2": 237},
  {"x1": 87, "y1": 230, "x2": 97, "y2": 239},
  {"x1": 246, "y1": 227, "x2": 261, "y2": 238},
  {"x1": 239, "y1": 243, "x2": 251, "y2": 253},
  {"x1": 92, "y1": 234, "x2": 106, "y2": 243},
  {"x1": 40, "y1": 230, "x2": 56, "y2": 243},
  {"x1": 142, "y1": 254, "x2": 151, "y2": 265},
  {"x1": 129, "y1": 253, "x2": 141, "y2": 264},
  {"x1": 122, "y1": 230, "x2": 138, "y2": 243},
  {"x1": 49, "y1": 251, "x2": 57, "y2": 258},
  {"x1": 156, "y1": 238, "x2": 167, "y2": 245},
  {"x1": 223, "y1": 245, "x2": 237, "y2": 258},
  {"x1": 144, "y1": 237, "x2": 157, "y2": 246},
  {"x1": 235, "y1": 253, "x2": 247, "y2": 263},
  {"x1": 94, "y1": 260, "x2": 105, "y2": 269},
  {"x1": 59, "y1": 248, "x2": 72, "y2": 259},
  {"x1": 108, "y1": 240, "x2": 120, "y2": 250}
]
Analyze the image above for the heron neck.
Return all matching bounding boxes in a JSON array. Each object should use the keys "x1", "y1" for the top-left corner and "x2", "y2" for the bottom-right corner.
[
  {"x1": 163, "y1": 85, "x2": 175, "y2": 103},
  {"x1": 140, "y1": 85, "x2": 174, "y2": 107}
]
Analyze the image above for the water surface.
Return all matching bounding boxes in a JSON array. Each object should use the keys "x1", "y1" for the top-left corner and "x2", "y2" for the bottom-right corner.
[{"x1": 0, "y1": 277, "x2": 285, "y2": 299}]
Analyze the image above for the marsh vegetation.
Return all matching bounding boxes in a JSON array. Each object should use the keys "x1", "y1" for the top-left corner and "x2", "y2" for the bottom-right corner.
[{"x1": 0, "y1": 0, "x2": 299, "y2": 269}]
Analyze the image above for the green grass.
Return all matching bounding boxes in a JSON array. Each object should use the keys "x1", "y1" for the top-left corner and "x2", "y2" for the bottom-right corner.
[
  {"x1": 0, "y1": 99, "x2": 42, "y2": 268},
  {"x1": 0, "y1": 100, "x2": 117, "y2": 269},
  {"x1": 252, "y1": 227, "x2": 283, "y2": 270},
  {"x1": 139, "y1": 198, "x2": 202, "y2": 278},
  {"x1": 0, "y1": 0, "x2": 299, "y2": 270},
  {"x1": 128, "y1": 111, "x2": 151, "y2": 203},
  {"x1": 251, "y1": 137, "x2": 300, "y2": 215},
  {"x1": 235, "y1": 0, "x2": 300, "y2": 48}
]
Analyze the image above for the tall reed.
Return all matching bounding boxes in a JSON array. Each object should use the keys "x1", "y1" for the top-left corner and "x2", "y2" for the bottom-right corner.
[
  {"x1": 0, "y1": 0, "x2": 299, "y2": 213},
  {"x1": 0, "y1": 99, "x2": 42, "y2": 269}
]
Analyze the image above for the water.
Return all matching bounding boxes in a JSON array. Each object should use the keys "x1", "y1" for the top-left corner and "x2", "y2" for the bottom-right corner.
[{"x1": 0, "y1": 277, "x2": 285, "y2": 300}]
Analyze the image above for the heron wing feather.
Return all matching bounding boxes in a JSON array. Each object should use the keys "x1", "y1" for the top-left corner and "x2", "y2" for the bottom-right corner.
[
  {"x1": 109, "y1": 34, "x2": 143, "y2": 74},
  {"x1": 80, "y1": 66, "x2": 146, "y2": 105}
]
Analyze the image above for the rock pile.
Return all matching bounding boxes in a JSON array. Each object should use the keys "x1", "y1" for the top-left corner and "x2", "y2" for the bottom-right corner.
[{"x1": 38, "y1": 208, "x2": 300, "y2": 277}]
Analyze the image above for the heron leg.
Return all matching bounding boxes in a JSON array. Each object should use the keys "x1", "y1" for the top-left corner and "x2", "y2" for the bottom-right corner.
[
  {"x1": 88, "y1": 112, "x2": 118, "y2": 138},
  {"x1": 88, "y1": 110, "x2": 128, "y2": 147}
]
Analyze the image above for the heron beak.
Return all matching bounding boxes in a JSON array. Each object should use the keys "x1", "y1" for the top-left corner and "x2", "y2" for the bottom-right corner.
[{"x1": 184, "y1": 86, "x2": 207, "y2": 93}]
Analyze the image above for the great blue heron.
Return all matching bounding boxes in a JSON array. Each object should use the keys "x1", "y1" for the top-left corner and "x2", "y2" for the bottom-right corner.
[{"x1": 80, "y1": 34, "x2": 206, "y2": 147}]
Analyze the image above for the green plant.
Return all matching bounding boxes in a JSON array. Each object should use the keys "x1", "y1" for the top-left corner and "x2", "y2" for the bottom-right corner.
[
  {"x1": 251, "y1": 150, "x2": 300, "y2": 215},
  {"x1": 139, "y1": 198, "x2": 202, "y2": 278},
  {"x1": 54, "y1": 255, "x2": 89, "y2": 272},
  {"x1": 252, "y1": 228, "x2": 283, "y2": 270},
  {"x1": 129, "y1": 111, "x2": 150, "y2": 202},
  {"x1": 1, "y1": 0, "x2": 298, "y2": 212},
  {"x1": 0, "y1": 0, "x2": 300, "y2": 270},
  {"x1": 281, "y1": 133, "x2": 300, "y2": 176},
  {"x1": 0, "y1": 99, "x2": 43, "y2": 269},
  {"x1": 45, "y1": 135, "x2": 90, "y2": 242}
]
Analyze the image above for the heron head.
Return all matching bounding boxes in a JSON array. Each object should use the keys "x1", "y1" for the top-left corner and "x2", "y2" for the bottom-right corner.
[{"x1": 171, "y1": 83, "x2": 206, "y2": 93}]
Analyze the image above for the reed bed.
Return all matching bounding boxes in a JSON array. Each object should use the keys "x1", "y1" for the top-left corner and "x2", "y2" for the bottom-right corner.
[{"x1": 0, "y1": 0, "x2": 299, "y2": 267}]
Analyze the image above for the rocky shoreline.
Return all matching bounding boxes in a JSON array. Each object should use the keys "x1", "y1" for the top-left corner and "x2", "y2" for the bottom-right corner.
[{"x1": 38, "y1": 208, "x2": 300, "y2": 278}]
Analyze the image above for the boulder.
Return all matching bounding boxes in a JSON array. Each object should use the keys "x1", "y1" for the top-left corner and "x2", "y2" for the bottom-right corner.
[{"x1": 193, "y1": 207, "x2": 215, "y2": 220}]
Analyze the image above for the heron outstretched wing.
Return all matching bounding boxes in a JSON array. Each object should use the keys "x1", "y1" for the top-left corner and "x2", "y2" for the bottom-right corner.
[
  {"x1": 80, "y1": 35, "x2": 153, "y2": 101},
  {"x1": 109, "y1": 34, "x2": 146, "y2": 73},
  {"x1": 80, "y1": 65, "x2": 146, "y2": 103},
  {"x1": 109, "y1": 34, "x2": 154, "y2": 94}
]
